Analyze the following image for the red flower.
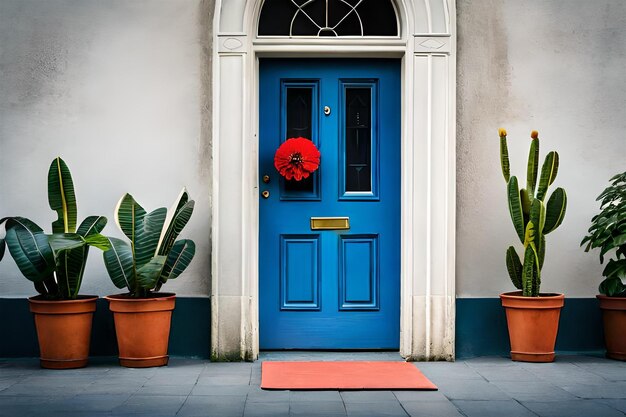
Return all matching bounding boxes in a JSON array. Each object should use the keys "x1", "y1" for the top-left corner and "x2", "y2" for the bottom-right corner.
[{"x1": 274, "y1": 137, "x2": 321, "y2": 181}]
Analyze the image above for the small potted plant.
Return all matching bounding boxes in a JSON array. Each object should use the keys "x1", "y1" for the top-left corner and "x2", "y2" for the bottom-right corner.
[
  {"x1": 581, "y1": 171, "x2": 626, "y2": 360},
  {"x1": 0, "y1": 157, "x2": 110, "y2": 369},
  {"x1": 103, "y1": 188, "x2": 195, "y2": 367},
  {"x1": 498, "y1": 129, "x2": 568, "y2": 362}
]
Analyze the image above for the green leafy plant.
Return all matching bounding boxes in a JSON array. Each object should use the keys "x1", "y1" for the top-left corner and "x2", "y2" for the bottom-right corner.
[
  {"x1": 0, "y1": 158, "x2": 111, "y2": 299},
  {"x1": 581, "y1": 172, "x2": 626, "y2": 297},
  {"x1": 103, "y1": 188, "x2": 196, "y2": 298},
  {"x1": 499, "y1": 129, "x2": 567, "y2": 296}
]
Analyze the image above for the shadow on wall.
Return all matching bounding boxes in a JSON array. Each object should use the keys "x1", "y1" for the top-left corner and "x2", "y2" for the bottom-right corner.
[
  {"x1": 0, "y1": 297, "x2": 210, "y2": 358},
  {"x1": 455, "y1": 298, "x2": 604, "y2": 359}
]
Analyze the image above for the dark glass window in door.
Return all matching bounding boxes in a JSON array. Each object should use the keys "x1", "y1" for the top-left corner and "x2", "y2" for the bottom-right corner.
[
  {"x1": 281, "y1": 83, "x2": 320, "y2": 199},
  {"x1": 345, "y1": 87, "x2": 372, "y2": 192}
]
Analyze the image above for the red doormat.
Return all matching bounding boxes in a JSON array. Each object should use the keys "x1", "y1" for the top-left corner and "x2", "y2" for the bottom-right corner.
[{"x1": 261, "y1": 361, "x2": 438, "y2": 390}]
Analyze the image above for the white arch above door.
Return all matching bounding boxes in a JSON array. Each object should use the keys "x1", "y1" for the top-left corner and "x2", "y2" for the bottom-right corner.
[{"x1": 211, "y1": 0, "x2": 456, "y2": 361}]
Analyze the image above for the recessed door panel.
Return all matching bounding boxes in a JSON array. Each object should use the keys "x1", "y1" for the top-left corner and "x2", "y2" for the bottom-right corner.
[
  {"x1": 259, "y1": 59, "x2": 400, "y2": 349},
  {"x1": 280, "y1": 235, "x2": 321, "y2": 310}
]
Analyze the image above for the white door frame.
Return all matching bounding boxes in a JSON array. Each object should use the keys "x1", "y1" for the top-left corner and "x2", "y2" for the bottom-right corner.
[{"x1": 211, "y1": 0, "x2": 456, "y2": 361}]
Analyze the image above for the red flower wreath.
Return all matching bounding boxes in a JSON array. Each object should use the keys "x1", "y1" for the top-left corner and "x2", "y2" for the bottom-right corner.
[{"x1": 274, "y1": 137, "x2": 321, "y2": 181}]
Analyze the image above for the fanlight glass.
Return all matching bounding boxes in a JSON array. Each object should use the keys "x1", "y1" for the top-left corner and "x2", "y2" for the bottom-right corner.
[{"x1": 258, "y1": 0, "x2": 398, "y2": 37}]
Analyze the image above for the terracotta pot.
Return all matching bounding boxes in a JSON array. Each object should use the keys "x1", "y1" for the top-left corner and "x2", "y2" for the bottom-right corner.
[
  {"x1": 106, "y1": 293, "x2": 176, "y2": 368},
  {"x1": 500, "y1": 291, "x2": 565, "y2": 363},
  {"x1": 28, "y1": 295, "x2": 97, "y2": 369},
  {"x1": 597, "y1": 295, "x2": 626, "y2": 361}
]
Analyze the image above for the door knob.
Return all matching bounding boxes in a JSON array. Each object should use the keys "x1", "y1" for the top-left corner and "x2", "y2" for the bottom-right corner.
[{"x1": 261, "y1": 190, "x2": 270, "y2": 199}]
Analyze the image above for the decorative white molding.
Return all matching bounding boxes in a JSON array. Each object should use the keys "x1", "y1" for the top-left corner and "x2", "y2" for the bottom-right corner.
[
  {"x1": 218, "y1": 35, "x2": 247, "y2": 54},
  {"x1": 212, "y1": 0, "x2": 456, "y2": 362},
  {"x1": 414, "y1": 36, "x2": 451, "y2": 54}
]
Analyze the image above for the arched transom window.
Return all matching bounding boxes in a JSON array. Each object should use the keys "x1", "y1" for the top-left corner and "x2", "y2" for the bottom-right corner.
[{"x1": 258, "y1": 0, "x2": 399, "y2": 37}]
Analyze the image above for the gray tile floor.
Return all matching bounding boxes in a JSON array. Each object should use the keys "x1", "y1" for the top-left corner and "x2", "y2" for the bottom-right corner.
[{"x1": 0, "y1": 352, "x2": 625, "y2": 417}]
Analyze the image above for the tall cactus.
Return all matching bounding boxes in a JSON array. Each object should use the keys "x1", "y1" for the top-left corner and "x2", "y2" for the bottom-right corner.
[{"x1": 499, "y1": 129, "x2": 567, "y2": 296}]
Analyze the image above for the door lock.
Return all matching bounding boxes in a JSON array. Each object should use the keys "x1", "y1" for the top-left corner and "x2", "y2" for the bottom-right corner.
[
  {"x1": 262, "y1": 174, "x2": 271, "y2": 184},
  {"x1": 261, "y1": 190, "x2": 270, "y2": 199},
  {"x1": 324, "y1": 106, "x2": 331, "y2": 116}
]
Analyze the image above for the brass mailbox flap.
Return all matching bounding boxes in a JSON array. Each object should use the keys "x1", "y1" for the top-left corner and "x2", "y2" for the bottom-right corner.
[{"x1": 310, "y1": 217, "x2": 350, "y2": 230}]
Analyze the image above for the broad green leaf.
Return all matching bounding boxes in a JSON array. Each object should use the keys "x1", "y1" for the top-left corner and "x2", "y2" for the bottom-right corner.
[
  {"x1": 48, "y1": 157, "x2": 77, "y2": 233},
  {"x1": 599, "y1": 277, "x2": 626, "y2": 297},
  {"x1": 156, "y1": 188, "x2": 192, "y2": 255},
  {"x1": 34, "y1": 277, "x2": 59, "y2": 297},
  {"x1": 160, "y1": 239, "x2": 196, "y2": 282},
  {"x1": 507, "y1": 176, "x2": 525, "y2": 244},
  {"x1": 506, "y1": 246, "x2": 523, "y2": 290},
  {"x1": 134, "y1": 207, "x2": 167, "y2": 269},
  {"x1": 115, "y1": 193, "x2": 146, "y2": 241},
  {"x1": 48, "y1": 233, "x2": 86, "y2": 253},
  {"x1": 56, "y1": 246, "x2": 88, "y2": 299},
  {"x1": 84, "y1": 234, "x2": 112, "y2": 251},
  {"x1": 103, "y1": 237, "x2": 134, "y2": 290},
  {"x1": 500, "y1": 135, "x2": 510, "y2": 183},
  {"x1": 536, "y1": 151, "x2": 559, "y2": 201},
  {"x1": 157, "y1": 198, "x2": 195, "y2": 256},
  {"x1": 77, "y1": 216, "x2": 108, "y2": 237},
  {"x1": 527, "y1": 138, "x2": 539, "y2": 198},
  {"x1": 136, "y1": 255, "x2": 167, "y2": 290},
  {"x1": 4, "y1": 217, "x2": 55, "y2": 282},
  {"x1": 602, "y1": 258, "x2": 626, "y2": 279},
  {"x1": 544, "y1": 188, "x2": 567, "y2": 234}
]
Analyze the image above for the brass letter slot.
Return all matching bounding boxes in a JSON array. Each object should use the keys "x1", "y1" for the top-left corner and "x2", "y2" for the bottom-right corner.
[{"x1": 310, "y1": 217, "x2": 350, "y2": 230}]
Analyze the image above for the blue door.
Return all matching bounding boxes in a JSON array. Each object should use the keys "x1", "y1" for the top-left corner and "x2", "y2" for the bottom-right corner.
[{"x1": 259, "y1": 59, "x2": 400, "y2": 349}]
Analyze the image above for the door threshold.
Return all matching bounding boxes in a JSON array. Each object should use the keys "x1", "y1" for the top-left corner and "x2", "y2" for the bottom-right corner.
[{"x1": 259, "y1": 351, "x2": 404, "y2": 362}]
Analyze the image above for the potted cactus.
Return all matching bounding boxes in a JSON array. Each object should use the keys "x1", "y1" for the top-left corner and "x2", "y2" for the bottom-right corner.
[
  {"x1": 498, "y1": 129, "x2": 567, "y2": 362},
  {"x1": 103, "y1": 189, "x2": 195, "y2": 367},
  {"x1": 0, "y1": 157, "x2": 110, "y2": 369},
  {"x1": 581, "y1": 171, "x2": 626, "y2": 360}
]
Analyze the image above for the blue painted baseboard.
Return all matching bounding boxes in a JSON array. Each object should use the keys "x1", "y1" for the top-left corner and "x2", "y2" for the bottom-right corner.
[
  {"x1": 1, "y1": 296, "x2": 604, "y2": 359},
  {"x1": 455, "y1": 297, "x2": 605, "y2": 359},
  {"x1": 0, "y1": 297, "x2": 210, "y2": 358}
]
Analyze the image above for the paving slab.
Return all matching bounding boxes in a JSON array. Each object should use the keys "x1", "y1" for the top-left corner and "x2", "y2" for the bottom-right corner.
[
  {"x1": 452, "y1": 400, "x2": 536, "y2": 417},
  {"x1": 436, "y1": 379, "x2": 511, "y2": 400},
  {"x1": 243, "y1": 401, "x2": 290, "y2": 417},
  {"x1": 345, "y1": 400, "x2": 408, "y2": 416},
  {"x1": 522, "y1": 399, "x2": 626, "y2": 417},
  {"x1": 400, "y1": 400, "x2": 464, "y2": 417},
  {"x1": 289, "y1": 400, "x2": 347, "y2": 416},
  {"x1": 177, "y1": 395, "x2": 247, "y2": 417},
  {"x1": 290, "y1": 390, "x2": 343, "y2": 401},
  {"x1": 340, "y1": 390, "x2": 398, "y2": 403},
  {"x1": 559, "y1": 382, "x2": 626, "y2": 399},
  {"x1": 596, "y1": 399, "x2": 626, "y2": 413},
  {"x1": 133, "y1": 383, "x2": 196, "y2": 396},
  {"x1": 112, "y1": 394, "x2": 187, "y2": 415},
  {"x1": 491, "y1": 380, "x2": 579, "y2": 402}
]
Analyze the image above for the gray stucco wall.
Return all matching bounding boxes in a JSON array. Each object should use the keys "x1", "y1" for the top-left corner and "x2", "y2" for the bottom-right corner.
[
  {"x1": 1, "y1": 0, "x2": 624, "y2": 300},
  {"x1": 0, "y1": 0, "x2": 213, "y2": 297},
  {"x1": 457, "y1": 0, "x2": 626, "y2": 296}
]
